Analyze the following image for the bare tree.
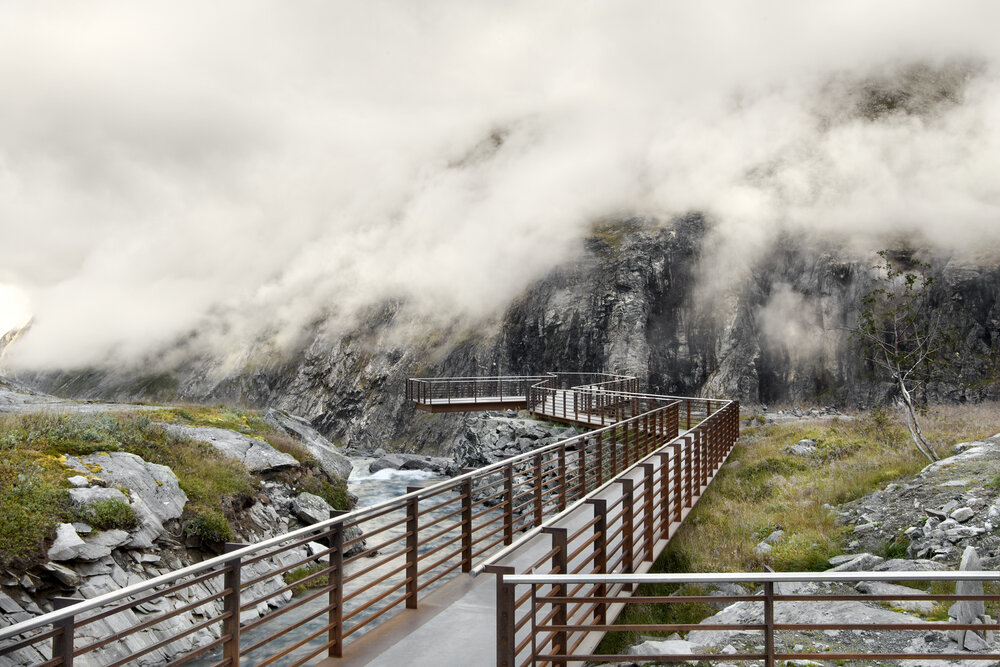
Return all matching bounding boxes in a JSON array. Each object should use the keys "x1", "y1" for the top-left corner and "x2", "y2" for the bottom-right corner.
[{"x1": 850, "y1": 250, "x2": 954, "y2": 463}]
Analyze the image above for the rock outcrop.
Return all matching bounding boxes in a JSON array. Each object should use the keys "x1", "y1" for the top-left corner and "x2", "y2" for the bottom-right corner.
[
  {"x1": 836, "y1": 434, "x2": 1000, "y2": 567},
  {"x1": 264, "y1": 408, "x2": 353, "y2": 480},
  {"x1": 159, "y1": 423, "x2": 298, "y2": 472},
  {"x1": 20, "y1": 220, "x2": 999, "y2": 456}
]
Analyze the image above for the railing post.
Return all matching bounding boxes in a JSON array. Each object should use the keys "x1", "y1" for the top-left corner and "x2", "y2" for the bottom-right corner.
[
  {"x1": 624, "y1": 420, "x2": 632, "y2": 469},
  {"x1": 586, "y1": 498, "x2": 608, "y2": 625},
  {"x1": 533, "y1": 454, "x2": 544, "y2": 526},
  {"x1": 488, "y1": 565, "x2": 517, "y2": 667},
  {"x1": 557, "y1": 445, "x2": 567, "y2": 510},
  {"x1": 764, "y1": 581, "x2": 775, "y2": 667},
  {"x1": 618, "y1": 478, "x2": 635, "y2": 581},
  {"x1": 222, "y1": 542, "x2": 246, "y2": 667},
  {"x1": 698, "y1": 429, "x2": 706, "y2": 492},
  {"x1": 405, "y1": 487, "x2": 421, "y2": 608},
  {"x1": 52, "y1": 597, "x2": 78, "y2": 667},
  {"x1": 640, "y1": 463, "x2": 655, "y2": 561},
  {"x1": 462, "y1": 477, "x2": 473, "y2": 572},
  {"x1": 326, "y1": 510, "x2": 346, "y2": 657},
  {"x1": 596, "y1": 432, "x2": 604, "y2": 486},
  {"x1": 542, "y1": 527, "x2": 568, "y2": 665},
  {"x1": 671, "y1": 442, "x2": 683, "y2": 524},
  {"x1": 683, "y1": 436, "x2": 694, "y2": 509},
  {"x1": 657, "y1": 452, "x2": 671, "y2": 540},
  {"x1": 649, "y1": 412, "x2": 656, "y2": 452},
  {"x1": 504, "y1": 465, "x2": 514, "y2": 546},
  {"x1": 577, "y1": 444, "x2": 587, "y2": 500},
  {"x1": 686, "y1": 400, "x2": 691, "y2": 430}
]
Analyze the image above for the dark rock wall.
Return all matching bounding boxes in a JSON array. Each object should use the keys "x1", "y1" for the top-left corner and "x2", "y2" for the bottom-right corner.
[{"x1": 20, "y1": 216, "x2": 1000, "y2": 454}]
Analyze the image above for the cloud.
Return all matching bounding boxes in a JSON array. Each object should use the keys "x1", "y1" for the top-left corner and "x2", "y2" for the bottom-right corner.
[{"x1": 2, "y1": 0, "x2": 1000, "y2": 369}]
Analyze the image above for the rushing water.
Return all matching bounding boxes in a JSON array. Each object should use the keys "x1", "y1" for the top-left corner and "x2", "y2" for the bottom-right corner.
[{"x1": 190, "y1": 457, "x2": 453, "y2": 667}]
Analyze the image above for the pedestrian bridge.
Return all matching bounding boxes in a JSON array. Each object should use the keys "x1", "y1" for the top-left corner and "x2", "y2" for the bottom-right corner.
[{"x1": 0, "y1": 373, "x2": 740, "y2": 666}]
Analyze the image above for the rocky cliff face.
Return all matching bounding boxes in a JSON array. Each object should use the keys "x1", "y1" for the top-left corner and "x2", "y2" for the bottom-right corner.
[{"x1": 19, "y1": 216, "x2": 1000, "y2": 455}]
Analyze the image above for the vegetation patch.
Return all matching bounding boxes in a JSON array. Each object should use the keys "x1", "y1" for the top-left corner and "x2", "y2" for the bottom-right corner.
[
  {"x1": 0, "y1": 411, "x2": 257, "y2": 564},
  {"x1": 0, "y1": 458, "x2": 68, "y2": 570},
  {"x1": 157, "y1": 405, "x2": 317, "y2": 464},
  {"x1": 284, "y1": 563, "x2": 331, "y2": 596},
  {"x1": 183, "y1": 508, "x2": 234, "y2": 543},
  {"x1": 596, "y1": 580, "x2": 716, "y2": 655},
  {"x1": 598, "y1": 403, "x2": 998, "y2": 654},
  {"x1": 75, "y1": 498, "x2": 140, "y2": 531}
]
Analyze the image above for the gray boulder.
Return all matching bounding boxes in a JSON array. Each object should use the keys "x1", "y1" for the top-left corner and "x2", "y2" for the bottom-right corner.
[
  {"x1": 828, "y1": 553, "x2": 884, "y2": 572},
  {"x1": 370, "y1": 453, "x2": 451, "y2": 474},
  {"x1": 264, "y1": 408, "x2": 353, "y2": 481},
  {"x1": 48, "y1": 523, "x2": 87, "y2": 561},
  {"x1": 873, "y1": 558, "x2": 947, "y2": 572},
  {"x1": 855, "y1": 581, "x2": 935, "y2": 614},
  {"x1": 76, "y1": 530, "x2": 131, "y2": 561},
  {"x1": 689, "y1": 584, "x2": 923, "y2": 647},
  {"x1": 67, "y1": 486, "x2": 130, "y2": 508},
  {"x1": 65, "y1": 451, "x2": 188, "y2": 548},
  {"x1": 787, "y1": 439, "x2": 818, "y2": 455},
  {"x1": 65, "y1": 452, "x2": 186, "y2": 523},
  {"x1": 42, "y1": 562, "x2": 83, "y2": 587},
  {"x1": 160, "y1": 423, "x2": 297, "y2": 472},
  {"x1": 292, "y1": 492, "x2": 334, "y2": 525},
  {"x1": 950, "y1": 507, "x2": 975, "y2": 522},
  {"x1": 628, "y1": 638, "x2": 703, "y2": 661}
]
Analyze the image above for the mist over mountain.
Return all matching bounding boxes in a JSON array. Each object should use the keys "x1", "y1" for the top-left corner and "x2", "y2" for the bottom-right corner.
[{"x1": 2, "y1": 2, "x2": 1000, "y2": 453}]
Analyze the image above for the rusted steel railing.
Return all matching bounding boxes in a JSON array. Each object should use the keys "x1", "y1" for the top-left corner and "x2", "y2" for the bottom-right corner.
[
  {"x1": 496, "y1": 570, "x2": 1000, "y2": 666},
  {"x1": 483, "y1": 401, "x2": 740, "y2": 666},
  {"x1": 0, "y1": 385, "x2": 711, "y2": 666},
  {"x1": 405, "y1": 375, "x2": 553, "y2": 407}
]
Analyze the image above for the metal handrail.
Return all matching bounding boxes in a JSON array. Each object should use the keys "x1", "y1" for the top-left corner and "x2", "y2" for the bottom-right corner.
[
  {"x1": 0, "y1": 405, "x2": 669, "y2": 642},
  {"x1": 498, "y1": 570, "x2": 1000, "y2": 665},
  {"x1": 505, "y1": 571, "x2": 1000, "y2": 585},
  {"x1": 1, "y1": 373, "x2": 736, "y2": 666}
]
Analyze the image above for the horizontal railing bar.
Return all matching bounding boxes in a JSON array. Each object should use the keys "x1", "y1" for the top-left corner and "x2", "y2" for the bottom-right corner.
[
  {"x1": 505, "y1": 570, "x2": 1000, "y2": 584},
  {"x1": 239, "y1": 581, "x2": 337, "y2": 635},
  {"x1": 342, "y1": 563, "x2": 410, "y2": 604},
  {"x1": 165, "y1": 634, "x2": 230, "y2": 667}
]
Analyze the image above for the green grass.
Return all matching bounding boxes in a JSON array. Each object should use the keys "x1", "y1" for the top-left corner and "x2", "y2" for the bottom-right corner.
[
  {"x1": 284, "y1": 563, "x2": 330, "y2": 596},
  {"x1": 76, "y1": 498, "x2": 140, "y2": 531},
  {"x1": 183, "y1": 508, "x2": 234, "y2": 543},
  {"x1": 0, "y1": 405, "x2": 354, "y2": 568},
  {"x1": 659, "y1": 404, "x2": 999, "y2": 575},
  {"x1": 597, "y1": 403, "x2": 999, "y2": 654},
  {"x1": 157, "y1": 405, "x2": 317, "y2": 464},
  {"x1": 596, "y1": 580, "x2": 716, "y2": 655},
  {"x1": 0, "y1": 411, "x2": 256, "y2": 566},
  {"x1": 0, "y1": 459, "x2": 68, "y2": 570}
]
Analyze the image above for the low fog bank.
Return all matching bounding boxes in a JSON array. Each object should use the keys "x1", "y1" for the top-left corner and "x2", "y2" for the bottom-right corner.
[{"x1": 2, "y1": 1, "x2": 1000, "y2": 372}]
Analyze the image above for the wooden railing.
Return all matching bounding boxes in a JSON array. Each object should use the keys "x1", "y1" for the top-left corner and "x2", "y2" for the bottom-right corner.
[
  {"x1": 496, "y1": 570, "x2": 1000, "y2": 666},
  {"x1": 0, "y1": 384, "x2": 720, "y2": 666}
]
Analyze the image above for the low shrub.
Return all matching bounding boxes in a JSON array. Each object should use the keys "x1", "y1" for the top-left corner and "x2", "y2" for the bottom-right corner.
[
  {"x1": 0, "y1": 460, "x2": 67, "y2": 569},
  {"x1": 77, "y1": 498, "x2": 140, "y2": 531},
  {"x1": 183, "y1": 508, "x2": 234, "y2": 543},
  {"x1": 284, "y1": 563, "x2": 330, "y2": 596}
]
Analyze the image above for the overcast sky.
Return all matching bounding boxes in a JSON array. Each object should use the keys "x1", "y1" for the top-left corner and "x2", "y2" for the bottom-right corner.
[{"x1": 2, "y1": 0, "x2": 1000, "y2": 369}]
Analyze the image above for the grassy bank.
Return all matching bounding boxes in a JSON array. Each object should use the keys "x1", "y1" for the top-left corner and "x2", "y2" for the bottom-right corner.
[
  {"x1": 0, "y1": 405, "x2": 351, "y2": 571},
  {"x1": 597, "y1": 402, "x2": 1000, "y2": 654}
]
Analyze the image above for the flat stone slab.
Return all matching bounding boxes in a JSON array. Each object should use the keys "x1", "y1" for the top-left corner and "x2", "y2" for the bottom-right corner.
[
  {"x1": 856, "y1": 581, "x2": 936, "y2": 614},
  {"x1": 160, "y1": 424, "x2": 297, "y2": 472}
]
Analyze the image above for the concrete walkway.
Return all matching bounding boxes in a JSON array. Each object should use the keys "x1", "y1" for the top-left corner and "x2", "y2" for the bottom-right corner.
[{"x1": 318, "y1": 444, "x2": 712, "y2": 667}]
